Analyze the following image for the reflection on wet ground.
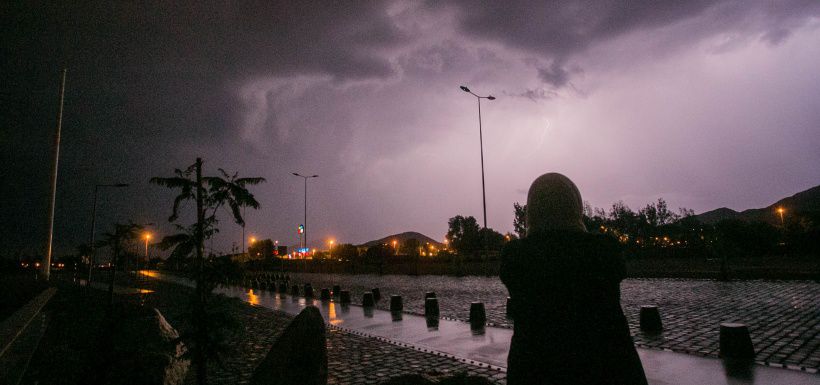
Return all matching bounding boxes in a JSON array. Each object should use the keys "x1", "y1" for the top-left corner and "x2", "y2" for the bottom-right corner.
[{"x1": 286, "y1": 273, "x2": 820, "y2": 371}]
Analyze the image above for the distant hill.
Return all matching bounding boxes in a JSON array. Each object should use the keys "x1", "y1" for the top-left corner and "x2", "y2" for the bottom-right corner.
[
  {"x1": 696, "y1": 184, "x2": 820, "y2": 224},
  {"x1": 360, "y1": 231, "x2": 444, "y2": 248}
]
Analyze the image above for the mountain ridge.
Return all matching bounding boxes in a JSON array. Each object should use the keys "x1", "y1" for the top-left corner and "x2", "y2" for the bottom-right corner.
[{"x1": 696, "y1": 184, "x2": 820, "y2": 224}]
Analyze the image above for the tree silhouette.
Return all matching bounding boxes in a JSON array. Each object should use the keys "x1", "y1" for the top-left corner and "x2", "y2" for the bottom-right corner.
[
  {"x1": 97, "y1": 222, "x2": 143, "y2": 305},
  {"x1": 513, "y1": 202, "x2": 527, "y2": 238},
  {"x1": 151, "y1": 158, "x2": 264, "y2": 385}
]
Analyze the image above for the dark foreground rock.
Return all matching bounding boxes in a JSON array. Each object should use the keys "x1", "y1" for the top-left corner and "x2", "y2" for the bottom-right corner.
[
  {"x1": 251, "y1": 306, "x2": 327, "y2": 385},
  {"x1": 98, "y1": 306, "x2": 189, "y2": 385}
]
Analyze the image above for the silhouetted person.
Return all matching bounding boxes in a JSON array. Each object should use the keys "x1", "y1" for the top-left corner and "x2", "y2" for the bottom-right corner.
[{"x1": 501, "y1": 173, "x2": 647, "y2": 385}]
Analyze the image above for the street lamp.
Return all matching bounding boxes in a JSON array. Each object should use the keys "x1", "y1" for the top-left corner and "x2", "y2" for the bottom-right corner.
[
  {"x1": 777, "y1": 207, "x2": 785, "y2": 227},
  {"x1": 144, "y1": 232, "x2": 151, "y2": 259},
  {"x1": 292, "y1": 172, "x2": 318, "y2": 250},
  {"x1": 328, "y1": 240, "x2": 334, "y2": 259},
  {"x1": 461, "y1": 85, "x2": 495, "y2": 259},
  {"x1": 88, "y1": 183, "x2": 129, "y2": 285},
  {"x1": 460, "y1": 85, "x2": 495, "y2": 232}
]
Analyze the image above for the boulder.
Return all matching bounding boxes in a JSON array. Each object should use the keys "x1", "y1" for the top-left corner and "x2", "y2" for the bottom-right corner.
[
  {"x1": 104, "y1": 307, "x2": 189, "y2": 385},
  {"x1": 251, "y1": 306, "x2": 327, "y2": 385}
]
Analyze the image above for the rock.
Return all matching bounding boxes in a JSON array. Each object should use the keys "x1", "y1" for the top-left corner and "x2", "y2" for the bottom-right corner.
[
  {"x1": 106, "y1": 307, "x2": 190, "y2": 385},
  {"x1": 251, "y1": 306, "x2": 327, "y2": 385}
]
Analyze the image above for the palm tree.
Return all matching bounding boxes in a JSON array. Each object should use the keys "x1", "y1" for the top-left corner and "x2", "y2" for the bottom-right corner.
[
  {"x1": 97, "y1": 222, "x2": 143, "y2": 305},
  {"x1": 151, "y1": 158, "x2": 264, "y2": 385}
]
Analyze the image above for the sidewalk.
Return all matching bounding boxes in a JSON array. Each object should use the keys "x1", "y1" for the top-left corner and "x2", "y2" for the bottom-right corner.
[{"x1": 143, "y1": 271, "x2": 819, "y2": 385}]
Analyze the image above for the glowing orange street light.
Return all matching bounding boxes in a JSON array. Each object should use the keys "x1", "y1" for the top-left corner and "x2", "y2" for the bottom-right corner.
[
  {"x1": 144, "y1": 232, "x2": 152, "y2": 259},
  {"x1": 328, "y1": 240, "x2": 335, "y2": 259},
  {"x1": 777, "y1": 207, "x2": 785, "y2": 226}
]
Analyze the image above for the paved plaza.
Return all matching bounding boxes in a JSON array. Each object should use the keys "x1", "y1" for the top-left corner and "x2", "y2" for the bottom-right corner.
[
  {"x1": 132, "y1": 277, "x2": 507, "y2": 384},
  {"x1": 286, "y1": 273, "x2": 820, "y2": 371}
]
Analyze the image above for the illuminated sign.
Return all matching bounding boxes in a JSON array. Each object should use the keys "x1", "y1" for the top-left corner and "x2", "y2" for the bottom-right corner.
[{"x1": 297, "y1": 224, "x2": 304, "y2": 234}]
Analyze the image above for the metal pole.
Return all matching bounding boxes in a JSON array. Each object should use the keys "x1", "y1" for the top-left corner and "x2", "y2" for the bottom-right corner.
[
  {"x1": 478, "y1": 97, "x2": 487, "y2": 230},
  {"x1": 44, "y1": 68, "x2": 67, "y2": 281},
  {"x1": 88, "y1": 185, "x2": 99, "y2": 284},
  {"x1": 304, "y1": 177, "x2": 308, "y2": 250}
]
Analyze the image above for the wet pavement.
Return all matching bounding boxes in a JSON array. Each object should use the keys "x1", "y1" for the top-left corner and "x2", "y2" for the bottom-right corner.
[
  {"x1": 284, "y1": 273, "x2": 820, "y2": 370},
  {"x1": 144, "y1": 271, "x2": 820, "y2": 385},
  {"x1": 131, "y1": 273, "x2": 506, "y2": 384}
]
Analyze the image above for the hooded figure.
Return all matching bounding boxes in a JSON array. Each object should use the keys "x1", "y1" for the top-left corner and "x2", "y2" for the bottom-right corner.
[{"x1": 501, "y1": 173, "x2": 647, "y2": 385}]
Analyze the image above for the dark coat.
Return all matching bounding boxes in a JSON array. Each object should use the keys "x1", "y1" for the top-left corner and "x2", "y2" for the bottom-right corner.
[{"x1": 501, "y1": 231, "x2": 647, "y2": 385}]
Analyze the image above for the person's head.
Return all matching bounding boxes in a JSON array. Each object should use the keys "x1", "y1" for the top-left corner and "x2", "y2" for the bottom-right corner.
[{"x1": 526, "y1": 173, "x2": 587, "y2": 236}]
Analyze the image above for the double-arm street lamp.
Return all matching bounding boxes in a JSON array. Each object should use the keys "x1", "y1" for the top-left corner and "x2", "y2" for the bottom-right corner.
[
  {"x1": 460, "y1": 85, "x2": 496, "y2": 231},
  {"x1": 87, "y1": 183, "x2": 129, "y2": 285},
  {"x1": 292, "y1": 172, "x2": 318, "y2": 250}
]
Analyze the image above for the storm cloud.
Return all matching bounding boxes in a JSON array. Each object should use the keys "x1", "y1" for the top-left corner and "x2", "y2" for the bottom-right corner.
[{"x1": 2, "y1": 1, "x2": 819, "y2": 256}]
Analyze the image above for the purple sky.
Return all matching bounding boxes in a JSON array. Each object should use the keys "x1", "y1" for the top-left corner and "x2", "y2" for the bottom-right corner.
[{"x1": 3, "y1": 1, "x2": 820, "y2": 256}]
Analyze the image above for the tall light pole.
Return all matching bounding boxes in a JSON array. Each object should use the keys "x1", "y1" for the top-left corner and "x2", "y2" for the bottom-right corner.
[
  {"x1": 777, "y1": 207, "x2": 785, "y2": 227},
  {"x1": 292, "y1": 172, "x2": 318, "y2": 250},
  {"x1": 44, "y1": 69, "x2": 67, "y2": 281},
  {"x1": 328, "y1": 240, "x2": 334, "y2": 259},
  {"x1": 88, "y1": 183, "x2": 129, "y2": 285},
  {"x1": 460, "y1": 85, "x2": 495, "y2": 232},
  {"x1": 144, "y1": 232, "x2": 151, "y2": 259}
]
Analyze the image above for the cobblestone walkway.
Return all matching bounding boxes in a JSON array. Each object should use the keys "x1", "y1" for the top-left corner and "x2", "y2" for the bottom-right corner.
[
  {"x1": 132, "y1": 278, "x2": 505, "y2": 384},
  {"x1": 285, "y1": 273, "x2": 820, "y2": 370}
]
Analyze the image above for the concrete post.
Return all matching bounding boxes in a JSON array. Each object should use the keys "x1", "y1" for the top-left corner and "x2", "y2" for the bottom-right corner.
[
  {"x1": 339, "y1": 290, "x2": 351, "y2": 304},
  {"x1": 425, "y1": 298, "x2": 439, "y2": 318},
  {"x1": 470, "y1": 302, "x2": 486, "y2": 330},
  {"x1": 390, "y1": 295, "x2": 403, "y2": 312},
  {"x1": 362, "y1": 292, "x2": 375, "y2": 307},
  {"x1": 720, "y1": 323, "x2": 755, "y2": 359},
  {"x1": 640, "y1": 305, "x2": 663, "y2": 332}
]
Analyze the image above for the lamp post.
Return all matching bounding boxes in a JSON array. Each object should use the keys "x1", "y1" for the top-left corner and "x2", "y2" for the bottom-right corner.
[
  {"x1": 292, "y1": 172, "x2": 318, "y2": 250},
  {"x1": 87, "y1": 183, "x2": 129, "y2": 285},
  {"x1": 777, "y1": 207, "x2": 785, "y2": 227},
  {"x1": 328, "y1": 240, "x2": 334, "y2": 259},
  {"x1": 460, "y1": 85, "x2": 495, "y2": 258},
  {"x1": 249, "y1": 236, "x2": 256, "y2": 258},
  {"x1": 144, "y1": 232, "x2": 151, "y2": 259}
]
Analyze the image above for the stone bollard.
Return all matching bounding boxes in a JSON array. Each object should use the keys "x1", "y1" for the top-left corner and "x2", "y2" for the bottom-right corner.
[
  {"x1": 371, "y1": 288, "x2": 381, "y2": 301},
  {"x1": 304, "y1": 284, "x2": 314, "y2": 298},
  {"x1": 720, "y1": 323, "x2": 755, "y2": 359},
  {"x1": 506, "y1": 297, "x2": 514, "y2": 319},
  {"x1": 363, "y1": 306, "x2": 374, "y2": 318},
  {"x1": 391, "y1": 311, "x2": 403, "y2": 322},
  {"x1": 332, "y1": 285, "x2": 341, "y2": 297},
  {"x1": 320, "y1": 288, "x2": 331, "y2": 301},
  {"x1": 362, "y1": 292, "x2": 375, "y2": 307},
  {"x1": 291, "y1": 285, "x2": 299, "y2": 296},
  {"x1": 470, "y1": 302, "x2": 486, "y2": 330},
  {"x1": 425, "y1": 292, "x2": 437, "y2": 299},
  {"x1": 426, "y1": 316, "x2": 439, "y2": 329},
  {"x1": 639, "y1": 305, "x2": 663, "y2": 333},
  {"x1": 390, "y1": 295, "x2": 403, "y2": 312},
  {"x1": 339, "y1": 290, "x2": 351, "y2": 304},
  {"x1": 425, "y1": 298, "x2": 439, "y2": 318}
]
